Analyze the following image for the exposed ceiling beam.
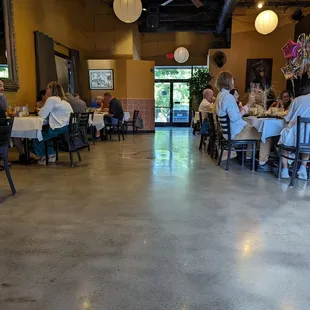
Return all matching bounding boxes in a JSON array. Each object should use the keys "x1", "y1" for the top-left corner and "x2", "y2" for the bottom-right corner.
[{"x1": 216, "y1": 0, "x2": 239, "y2": 35}]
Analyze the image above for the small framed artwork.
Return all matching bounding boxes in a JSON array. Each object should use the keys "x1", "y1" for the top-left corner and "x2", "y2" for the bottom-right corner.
[
  {"x1": 89, "y1": 69, "x2": 114, "y2": 90},
  {"x1": 245, "y1": 58, "x2": 273, "y2": 92}
]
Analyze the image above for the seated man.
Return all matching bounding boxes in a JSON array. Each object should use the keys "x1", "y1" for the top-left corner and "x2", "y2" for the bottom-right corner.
[
  {"x1": 66, "y1": 93, "x2": 87, "y2": 113},
  {"x1": 199, "y1": 88, "x2": 214, "y2": 120},
  {"x1": 103, "y1": 92, "x2": 124, "y2": 126},
  {"x1": 279, "y1": 86, "x2": 310, "y2": 180}
]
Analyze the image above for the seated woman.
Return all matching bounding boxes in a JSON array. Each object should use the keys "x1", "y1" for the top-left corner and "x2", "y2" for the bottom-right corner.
[
  {"x1": 36, "y1": 89, "x2": 47, "y2": 110},
  {"x1": 215, "y1": 71, "x2": 272, "y2": 172},
  {"x1": 229, "y1": 88, "x2": 243, "y2": 111},
  {"x1": 269, "y1": 90, "x2": 293, "y2": 111},
  {"x1": 33, "y1": 81, "x2": 73, "y2": 165},
  {"x1": 89, "y1": 96, "x2": 103, "y2": 109},
  {"x1": 279, "y1": 87, "x2": 310, "y2": 180}
]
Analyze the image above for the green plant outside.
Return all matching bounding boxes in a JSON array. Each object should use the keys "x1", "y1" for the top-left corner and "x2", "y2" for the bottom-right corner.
[{"x1": 189, "y1": 67, "x2": 212, "y2": 111}]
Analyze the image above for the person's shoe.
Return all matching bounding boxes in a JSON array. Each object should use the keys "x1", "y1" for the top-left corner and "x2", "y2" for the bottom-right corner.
[
  {"x1": 281, "y1": 168, "x2": 290, "y2": 179},
  {"x1": 257, "y1": 162, "x2": 273, "y2": 172},
  {"x1": 19, "y1": 154, "x2": 28, "y2": 164},
  {"x1": 37, "y1": 156, "x2": 47, "y2": 165},
  {"x1": 48, "y1": 155, "x2": 56, "y2": 164},
  {"x1": 297, "y1": 166, "x2": 308, "y2": 180}
]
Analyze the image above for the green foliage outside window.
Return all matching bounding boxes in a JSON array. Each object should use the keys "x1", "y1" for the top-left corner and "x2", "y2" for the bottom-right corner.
[{"x1": 189, "y1": 67, "x2": 213, "y2": 111}]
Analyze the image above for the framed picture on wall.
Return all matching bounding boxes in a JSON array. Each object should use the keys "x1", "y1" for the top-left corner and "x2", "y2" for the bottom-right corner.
[
  {"x1": 89, "y1": 69, "x2": 114, "y2": 90},
  {"x1": 245, "y1": 58, "x2": 273, "y2": 92}
]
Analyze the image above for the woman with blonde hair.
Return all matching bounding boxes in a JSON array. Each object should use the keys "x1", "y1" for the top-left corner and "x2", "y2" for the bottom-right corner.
[
  {"x1": 215, "y1": 71, "x2": 272, "y2": 172},
  {"x1": 33, "y1": 81, "x2": 73, "y2": 165}
]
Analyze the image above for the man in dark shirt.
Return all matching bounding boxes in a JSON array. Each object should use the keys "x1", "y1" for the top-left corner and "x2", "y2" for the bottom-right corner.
[{"x1": 103, "y1": 92, "x2": 124, "y2": 125}]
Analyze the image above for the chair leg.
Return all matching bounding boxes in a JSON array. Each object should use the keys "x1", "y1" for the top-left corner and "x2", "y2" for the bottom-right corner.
[
  {"x1": 76, "y1": 149, "x2": 82, "y2": 162},
  {"x1": 110, "y1": 126, "x2": 112, "y2": 140},
  {"x1": 252, "y1": 143, "x2": 256, "y2": 172},
  {"x1": 91, "y1": 126, "x2": 95, "y2": 145},
  {"x1": 199, "y1": 134, "x2": 203, "y2": 150},
  {"x1": 121, "y1": 125, "x2": 125, "y2": 140},
  {"x1": 289, "y1": 152, "x2": 299, "y2": 187},
  {"x1": 55, "y1": 140, "x2": 59, "y2": 162},
  {"x1": 3, "y1": 149, "x2": 16, "y2": 195},
  {"x1": 117, "y1": 126, "x2": 121, "y2": 141},
  {"x1": 241, "y1": 145, "x2": 245, "y2": 167},
  {"x1": 225, "y1": 146, "x2": 231, "y2": 172},
  {"x1": 217, "y1": 147, "x2": 224, "y2": 167},
  {"x1": 45, "y1": 142, "x2": 49, "y2": 166},
  {"x1": 69, "y1": 152, "x2": 74, "y2": 167},
  {"x1": 277, "y1": 148, "x2": 283, "y2": 180}
]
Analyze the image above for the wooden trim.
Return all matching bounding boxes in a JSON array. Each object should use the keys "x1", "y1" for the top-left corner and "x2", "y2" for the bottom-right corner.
[{"x1": 3, "y1": 0, "x2": 19, "y2": 91}]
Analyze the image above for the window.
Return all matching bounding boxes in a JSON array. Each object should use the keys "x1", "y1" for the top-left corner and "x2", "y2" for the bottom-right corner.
[{"x1": 154, "y1": 66, "x2": 209, "y2": 80}]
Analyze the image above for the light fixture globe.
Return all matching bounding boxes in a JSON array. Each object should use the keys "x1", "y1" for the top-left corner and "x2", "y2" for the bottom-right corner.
[
  {"x1": 113, "y1": 0, "x2": 142, "y2": 23},
  {"x1": 174, "y1": 47, "x2": 189, "y2": 63},
  {"x1": 255, "y1": 10, "x2": 278, "y2": 35}
]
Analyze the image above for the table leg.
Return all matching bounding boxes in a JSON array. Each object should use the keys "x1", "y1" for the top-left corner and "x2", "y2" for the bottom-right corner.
[{"x1": 24, "y1": 138, "x2": 30, "y2": 164}]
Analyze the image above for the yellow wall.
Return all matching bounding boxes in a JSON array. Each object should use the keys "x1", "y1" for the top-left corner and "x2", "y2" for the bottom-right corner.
[
  {"x1": 5, "y1": 0, "x2": 96, "y2": 107},
  {"x1": 142, "y1": 32, "x2": 220, "y2": 66},
  {"x1": 87, "y1": 59, "x2": 155, "y2": 100},
  {"x1": 126, "y1": 60, "x2": 154, "y2": 99}
]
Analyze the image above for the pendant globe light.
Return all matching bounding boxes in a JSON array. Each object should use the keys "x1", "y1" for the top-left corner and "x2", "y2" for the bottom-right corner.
[
  {"x1": 113, "y1": 0, "x2": 142, "y2": 23},
  {"x1": 255, "y1": 10, "x2": 278, "y2": 35},
  {"x1": 174, "y1": 47, "x2": 190, "y2": 63}
]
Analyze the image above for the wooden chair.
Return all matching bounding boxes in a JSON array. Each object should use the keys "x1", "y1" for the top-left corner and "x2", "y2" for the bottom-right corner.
[
  {"x1": 0, "y1": 118, "x2": 16, "y2": 195},
  {"x1": 198, "y1": 112, "x2": 208, "y2": 150},
  {"x1": 105, "y1": 118, "x2": 125, "y2": 141},
  {"x1": 278, "y1": 116, "x2": 310, "y2": 187},
  {"x1": 44, "y1": 113, "x2": 84, "y2": 167},
  {"x1": 124, "y1": 110, "x2": 139, "y2": 134},
  {"x1": 217, "y1": 115, "x2": 258, "y2": 172},
  {"x1": 206, "y1": 112, "x2": 218, "y2": 159}
]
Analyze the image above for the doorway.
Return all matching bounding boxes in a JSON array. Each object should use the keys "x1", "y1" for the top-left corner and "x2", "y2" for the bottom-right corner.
[{"x1": 155, "y1": 81, "x2": 190, "y2": 126}]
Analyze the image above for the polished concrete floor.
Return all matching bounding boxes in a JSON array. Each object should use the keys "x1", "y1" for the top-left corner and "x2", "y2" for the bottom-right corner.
[{"x1": 0, "y1": 128, "x2": 310, "y2": 310}]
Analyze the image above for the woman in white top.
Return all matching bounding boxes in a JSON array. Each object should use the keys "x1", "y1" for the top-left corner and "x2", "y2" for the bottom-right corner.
[
  {"x1": 33, "y1": 81, "x2": 73, "y2": 165},
  {"x1": 215, "y1": 71, "x2": 272, "y2": 171},
  {"x1": 279, "y1": 89, "x2": 310, "y2": 180}
]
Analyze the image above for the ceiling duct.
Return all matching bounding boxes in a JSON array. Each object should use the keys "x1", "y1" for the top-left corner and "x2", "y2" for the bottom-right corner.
[{"x1": 216, "y1": 0, "x2": 239, "y2": 35}]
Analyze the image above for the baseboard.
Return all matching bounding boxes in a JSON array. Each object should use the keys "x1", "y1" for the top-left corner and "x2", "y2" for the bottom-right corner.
[{"x1": 125, "y1": 130, "x2": 155, "y2": 134}]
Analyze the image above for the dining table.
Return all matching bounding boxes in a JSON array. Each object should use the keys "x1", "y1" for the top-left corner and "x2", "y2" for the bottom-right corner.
[
  {"x1": 244, "y1": 116, "x2": 287, "y2": 143},
  {"x1": 89, "y1": 111, "x2": 131, "y2": 131}
]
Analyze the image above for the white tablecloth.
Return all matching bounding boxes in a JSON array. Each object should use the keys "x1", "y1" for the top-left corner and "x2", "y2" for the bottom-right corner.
[
  {"x1": 244, "y1": 116, "x2": 287, "y2": 143},
  {"x1": 11, "y1": 116, "x2": 44, "y2": 141},
  {"x1": 89, "y1": 112, "x2": 130, "y2": 130}
]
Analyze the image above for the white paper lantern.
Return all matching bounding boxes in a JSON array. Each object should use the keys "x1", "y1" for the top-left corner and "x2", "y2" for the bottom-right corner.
[
  {"x1": 174, "y1": 47, "x2": 189, "y2": 63},
  {"x1": 113, "y1": 0, "x2": 142, "y2": 23},
  {"x1": 255, "y1": 10, "x2": 278, "y2": 35}
]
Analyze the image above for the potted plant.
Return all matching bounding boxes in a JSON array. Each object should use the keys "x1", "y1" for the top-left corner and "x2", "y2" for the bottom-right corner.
[{"x1": 189, "y1": 67, "x2": 213, "y2": 111}]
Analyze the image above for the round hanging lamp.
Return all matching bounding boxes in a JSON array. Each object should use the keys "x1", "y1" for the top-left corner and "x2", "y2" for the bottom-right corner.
[
  {"x1": 255, "y1": 10, "x2": 278, "y2": 35},
  {"x1": 174, "y1": 47, "x2": 189, "y2": 63},
  {"x1": 113, "y1": 0, "x2": 142, "y2": 23}
]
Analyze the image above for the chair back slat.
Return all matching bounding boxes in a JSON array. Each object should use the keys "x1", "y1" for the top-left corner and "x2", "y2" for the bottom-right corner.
[
  {"x1": 217, "y1": 115, "x2": 231, "y2": 141},
  {"x1": 78, "y1": 112, "x2": 91, "y2": 130},
  {"x1": 69, "y1": 113, "x2": 80, "y2": 136},
  {"x1": 0, "y1": 118, "x2": 14, "y2": 147},
  {"x1": 133, "y1": 110, "x2": 139, "y2": 121},
  {"x1": 207, "y1": 112, "x2": 216, "y2": 136},
  {"x1": 199, "y1": 111, "x2": 203, "y2": 124},
  {"x1": 297, "y1": 116, "x2": 310, "y2": 151}
]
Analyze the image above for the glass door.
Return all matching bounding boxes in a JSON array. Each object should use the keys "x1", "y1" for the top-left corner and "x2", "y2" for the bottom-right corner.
[
  {"x1": 172, "y1": 82, "x2": 190, "y2": 125},
  {"x1": 155, "y1": 82, "x2": 171, "y2": 124}
]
